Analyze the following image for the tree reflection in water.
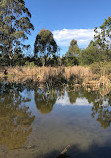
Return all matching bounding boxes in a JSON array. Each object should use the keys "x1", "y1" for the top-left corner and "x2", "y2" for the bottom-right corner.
[
  {"x1": 34, "y1": 88, "x2": 57, "y2": 114},
  {"x1": 66, "y1": 84, "x2": 111, "y2": 129},
  {"x1": 34, "y1": 81, "x2": 111, "y2": 128},
  {"x1": 0, "y1": 83, "x2": 35, "y2": 149},
  {"x1": 91, "y1": 92, "x2": 111, "y2": 129},
  {"x1": 34, "y1": 84, "x2": 66, "y2": 114},
  {"x1": 67, "y1": 85, "x2": 80, "y2": 104},
  {"x1": 1, "y1": 79, "x2": 111, "y2": 151}
]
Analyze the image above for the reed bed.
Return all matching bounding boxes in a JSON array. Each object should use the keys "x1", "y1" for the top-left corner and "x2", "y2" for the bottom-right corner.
[
  {"x1": 0, "y1": 66, "x2": 93, "y2": 83},
  {"x1": 0, "y1": 66, "x2": 111, "y2": 97}
]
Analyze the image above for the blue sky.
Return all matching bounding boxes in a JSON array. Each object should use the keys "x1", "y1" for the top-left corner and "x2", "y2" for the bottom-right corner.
[{"x1": 25, "y1": 0, "x2": 111, "y2": 56}]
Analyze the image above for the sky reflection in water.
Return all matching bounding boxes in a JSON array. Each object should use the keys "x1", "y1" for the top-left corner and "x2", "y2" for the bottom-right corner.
[{"x1": 0, "y1": 82, "x2": 111, "y2": 158}]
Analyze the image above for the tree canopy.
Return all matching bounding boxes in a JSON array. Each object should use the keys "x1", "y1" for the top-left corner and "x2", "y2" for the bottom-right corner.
[
  {"x1": 0, "y1": 0, "x2": 34, "y2": 62},
  {"x1": 66, "y1": 39, "x2": 80, "y2": 57},
  {"x1": 94, "y1": 16, "x2": 111, "y2": 50},
  {"x1": 63, "y1": 39, "x2": 80, "y2": 66},
  {"x1": 34, "y1": 29, "x2": 59, "y2": 66}
]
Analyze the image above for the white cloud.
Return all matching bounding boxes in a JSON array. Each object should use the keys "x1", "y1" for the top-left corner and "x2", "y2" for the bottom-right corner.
[{"x1": 52, "y1": 29, "x2": 95, "y2": 47}]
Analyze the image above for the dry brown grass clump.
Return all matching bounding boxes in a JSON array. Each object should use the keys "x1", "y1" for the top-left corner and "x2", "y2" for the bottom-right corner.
[
  {"x1": 0, "y1": 66, "x2": 92, "y2": 83},
  {"x1": 82, "y1": 75, "x2": 111, "y2": 97},
  {"x1": 65, "y1": 66, "x2": 92, "y2": 80}
]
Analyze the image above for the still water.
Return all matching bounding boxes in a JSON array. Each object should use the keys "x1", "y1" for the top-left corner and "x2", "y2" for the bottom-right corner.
[{"x1": 0, "y1": 82, "x2": 111, "y2": 158}]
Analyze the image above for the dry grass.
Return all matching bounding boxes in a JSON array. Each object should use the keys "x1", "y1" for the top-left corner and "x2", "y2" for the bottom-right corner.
[
  {"x1": 1, "y1": 65, "x2": 111, "y2": 97},
  {"x1": 65, "y1": 66, "x2": 93, "y2": 80},
  {"x1": 82, "y1": 75, "x2": 111, "y2": 97},
  {"x1": 0, "y1": 66, "x2": 93, "y2": 83}
]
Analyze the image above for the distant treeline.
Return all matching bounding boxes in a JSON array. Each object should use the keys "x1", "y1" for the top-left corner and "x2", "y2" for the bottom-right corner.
[
  {"x1": 0, "y1": 37, "x2": 111, "y2": 67},
  {"x1": 0, "y1": 0, "x2": 111, "y2": 67}
]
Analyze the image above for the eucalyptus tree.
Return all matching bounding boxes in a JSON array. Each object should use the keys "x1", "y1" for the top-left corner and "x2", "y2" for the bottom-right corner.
[
  {"x1": 34, "y1": 29, "x2": 59, "y2": 66},
  {"x1": 0, "y1": 0, "x2": 34, "y2": 64},
  {"x1": 64, "y1": 39, "x2": 80, "y2": 66},
  {"x1": 94, "y1": 17, "x2": 111, "y2": 49},
  {"x1": 66, "y1": 39, "x2": 80, "y2": 57},
  {"x1": 94, "y1": 16, "x2": 111, "y2": 61}
]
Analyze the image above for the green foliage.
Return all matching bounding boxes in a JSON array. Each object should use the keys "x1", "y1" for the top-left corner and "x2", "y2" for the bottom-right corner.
[
  {"x1": 25, "y1": 61, "x2": 35, "y2": 67},
  {"x1": 34, "y1": 29, "x2": 59, "y2": 66},
  {"x1": 12, "y1": 47, "x2": 25, "y2": 66},
  {"x1": 0, "y1": 54, "x2": 10, "y2": 66},
  {"x1": 79, "y1": 17, "x2": 111, "y2": 66},
  {"x1": 63, "y1": 39, "x2": 80, "y2": 66},
  {"x1": 0, "y1": 48, "x2": 25, "y2": 66},
  {"x1": 62, "y1": 56, "x2": 79, "y2": 66},
  {"x1": 90, "y1": 61, "x2": 111, "y2": 75},
  {"x1": 94, "y1": 16, "x2": 111, "y2": 50},
  {"x1": 88, "y1": 40, "x2": 96, "y2": 47},
  {"x1": 80, "y1": 45, "x2": 101, "y2": 65},
  {"x1": 90, "y1": 62, "x2": 103, "y2": 74},
  {"x1": 65, "y1": 39, "x2": 80, "y2": 57},
  {"x1": 79, "y1": 39, "x2": 111, "y2": 65},
  {"x1": 104, "y1": 62, "x2": 111, "y2": 75},
  {"x1": 0, "y1": 0, "x2": 34, "y2": 61}
]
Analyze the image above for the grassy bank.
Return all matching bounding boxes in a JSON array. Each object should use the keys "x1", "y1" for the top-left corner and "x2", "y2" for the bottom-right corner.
[
  {"x1": 0, "y1": 65, "x2": 111, "y2": 97},
  {"x1": 0, "y1": 65, "x2": 111, "y2": 95},
  {"x1": 0, "y1": 66, "x2": 93, "y2": 83}
]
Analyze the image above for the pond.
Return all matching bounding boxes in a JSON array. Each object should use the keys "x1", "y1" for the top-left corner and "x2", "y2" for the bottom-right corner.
[{"x1": 0, "y1": 81, "x2": 111, "y2": 158}]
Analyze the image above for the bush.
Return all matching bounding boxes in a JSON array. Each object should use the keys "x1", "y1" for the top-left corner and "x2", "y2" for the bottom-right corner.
[
  {"x1": 25, "y1": 61, "x2": 35, "y2": 67},
  {"x1": 90, "y1": 62, "x2": 102, "y2": 74},
  {"x1": 104, "y1": 62, "x2": 111, "y2": 75},
  {"x1": 90, "y1": 61, "x2": 111, "y2": 75}
]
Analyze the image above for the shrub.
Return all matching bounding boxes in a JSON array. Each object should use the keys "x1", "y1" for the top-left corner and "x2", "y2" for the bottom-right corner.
[
  {"x1": 25, "y1": 61, "x2": 35, "y2": 67},
  {"x1": 104, "y1": 62, "x2": 111, "y2": 75},
  {"x1": 90, "y1": 62, "x2": 102, "y2": 74}
]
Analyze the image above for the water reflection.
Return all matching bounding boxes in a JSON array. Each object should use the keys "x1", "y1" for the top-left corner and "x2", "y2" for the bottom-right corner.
[
  {"x1": 67, "y1": 85, "x2": 111, "y2": 128},
  {"x1": 80, "y1": 86, "x2": 111, "y2": 128},
  {"x1": 0, "y1": 83, "x2": 35, "y2": 149},
  {"x1": 67, "y1": 85, "x2": 80, "y2": 104},
  {"x1": 1, "y1": 81, "x2": 111, "y2": 157},
  {"x1": 34, "y1": 88, "x2": 57, "y2": 114},
  {"x1": 1, "y1": 81, "x2": 111, "y2": 134}
]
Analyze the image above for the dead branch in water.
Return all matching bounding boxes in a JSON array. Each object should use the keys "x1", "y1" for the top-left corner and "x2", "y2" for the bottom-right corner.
[{"x1": 57, "y1": 145, "x2": 71, "y2": 158}]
